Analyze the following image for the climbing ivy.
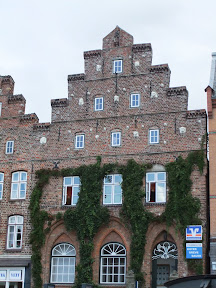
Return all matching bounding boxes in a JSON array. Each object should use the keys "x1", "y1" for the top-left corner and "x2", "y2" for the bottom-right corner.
[
  {"x1": 120, "y1": 159, "x2": 152, "y2": 284},
  {"x1": 29, "y1": 147, "x2": 205, "y2": 288}
]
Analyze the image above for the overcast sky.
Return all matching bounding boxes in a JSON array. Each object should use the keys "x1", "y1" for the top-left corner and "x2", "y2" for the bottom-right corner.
[{"x1": 0, "y1": 0, "x2": 215, "y2": 122}]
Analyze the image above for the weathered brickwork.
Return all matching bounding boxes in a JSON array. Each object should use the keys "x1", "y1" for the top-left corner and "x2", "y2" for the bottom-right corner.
[{"x1": 0, "y1": 26, "x2": 207, "y2": 288}]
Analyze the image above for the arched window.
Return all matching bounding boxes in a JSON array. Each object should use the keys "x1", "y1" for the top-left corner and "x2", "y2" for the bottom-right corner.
[
  {"x1": 100, "y1": 242, "x2": 126, "y2": 284},
  {"x1": 7, "y1": 215, "x2": 23, "y2": 249},
  {"x1": 50, "y1": 243, "x2": 76, "y2": 284}
]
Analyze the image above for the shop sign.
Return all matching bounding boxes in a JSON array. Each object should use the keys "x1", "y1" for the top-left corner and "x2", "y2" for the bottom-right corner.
[
  {"x1": 186, "y1": 243, "x2": 202, "y2": 259},
  {"x1": 0, "y1": 271, "x2": 6, "y2": 280},
  {"x1": 186, "y1": 225, "x2": 202, "y2": 241},
  {"x1": 9, "y1": 270, "x2": 22, "y2": 280}
]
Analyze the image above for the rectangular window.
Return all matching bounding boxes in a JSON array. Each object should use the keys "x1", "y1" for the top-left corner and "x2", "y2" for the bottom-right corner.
[
  {"x1": 146, "y1": 172, "x2": 166, "y2": 203},
  {"x1": 113, "y1": 60, "x2": 122, "y2": 73},
  {"x1": 149, "y1": 129, "x2": 159, "y2": 144},
  {"x1": 130, "y1": 94, "x2": 140, "y2": 107},
  {"x1": 7, "y1": 215, "x2": 23, "y2": 249},
  {"x1": 95, "y1": 97, "x2": 104, "y2": 111},
  {"x1": 0, "y1": 173, "x2": 4, "y2": 200},
  {"x1": 103, "y1": 174, "x2": 122, "y2": 205},
  {"x1": 112, "y1": 132, "x2": 121, "y2": 147},
  {"x1": 63, "y1": 176, "x2": 80, "y2": 206},
  {"x1": 6, "y1": 141, "x2": 14, "y2": 154},
  {"x1": 75, "y1": 134, "x2": 84, "y2": 149},
  {"x1": 11, "y1": 171, "x2": 27, "y2": 199}
]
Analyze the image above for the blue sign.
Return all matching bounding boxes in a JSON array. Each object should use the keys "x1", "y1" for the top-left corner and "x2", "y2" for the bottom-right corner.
[
  {"x1": 186, "y1": 225, "x2": 202, "y2": 241},
  {"x1": 186, "y1": 243, "x2": 202, "y2": 259}
]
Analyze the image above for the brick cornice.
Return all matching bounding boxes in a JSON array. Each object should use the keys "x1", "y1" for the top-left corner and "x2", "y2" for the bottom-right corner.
[
  {"x1": 150, "y1": 64, "x2": 170, "y2": 73},
  {"x1": 84, "y1": 50, "x2": 102, "y2": 59},
  {"x1": 8, "y1": 94, "x2": 26, "y2": 103},
  {"x1": 33, "y1": 123, "x2": 50, "y2": 131},
  {"x1": 51, "y1": 98, "x2": 68, "y2": 107},
  {"x1": 20, "y1": 113, "x2": 39, "y2": 123},
  {"x1": 186, "y1": 109, "x2": 206, "y2": 119},
  {"x1": 167, "y1": 87, "x2": 187, "y2": 97},
  {"x1": 1, "y1": 75, "x2": 14, "y2": 84},
  {"x1": 68, "y1": 74, "x2": 85, "y2": 82},
  {"x1": 132, "y1": 43, "x2": 152, "y2": 53}
]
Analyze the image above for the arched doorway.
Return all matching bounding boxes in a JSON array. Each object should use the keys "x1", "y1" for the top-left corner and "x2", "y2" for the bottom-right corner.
[{"x1": 152, "y1": 241, "x2": 178, "y2": 288}]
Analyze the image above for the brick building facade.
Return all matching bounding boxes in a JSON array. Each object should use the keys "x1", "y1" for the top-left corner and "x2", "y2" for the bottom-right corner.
[{"x1": 0, "y1": 27, "x2": 207, "y2": 288}]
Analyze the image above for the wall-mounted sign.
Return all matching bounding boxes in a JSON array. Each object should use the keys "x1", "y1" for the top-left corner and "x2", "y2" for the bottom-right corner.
[
  {"x1": 186, "y1": 225, "x2": 202, "y2": 241},
  {"x1": 9, "y1": 270, "x2": 22, "y2": 280},
  {"x1": 186, "y1": 243, "x2": 202, "y2": 259},
  {"x1": 0, "y1": 270, "x2": 6, "y2": 280}
]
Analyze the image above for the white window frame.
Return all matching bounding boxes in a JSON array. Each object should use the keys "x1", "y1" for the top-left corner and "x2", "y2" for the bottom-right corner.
[
  {"x1": 100, "y1": 242, "x2": 126, "y2": 284},
  {"x1": 75, "y1": 134, "x2": 85, "y2": 149},
  {"x1": 0, "y1": 172, "x2": 4, "y2": 200},
  {"x1": 130, "y1": 93, "x2": 140, "y2": 108},
  {"x1": 0, "y1": 102, "x2": 2, "y2": 116},
  {"x1": 113, "y1": 60, "x2": 123, "y2": 74},
  {"x1": 6, "y1": 141, "x2": 14, "y2": 154},
  {"x1": 51, "y1": 243, "x2": 76, "y2": 284},
  {"x1": 11, "y1": 171, "x2": 27, "y2": 200},
  {"x1": 103, "y1": 174, "x2": 122, "y2": 205},
  {"x1": 149, "y1": 129, "x2": 159, "y2": 144},
  {"x1": 95, "y1": 97, "x2": 104, "y2": 111},
  {"x1": 62, "y1": 176, "x2": 80, "y2": 206},
  {"x1": 7, "y1": 215, "x2": 23, "y2": 249},
  {"x1": 111, "y1": 132, "x2": 121, "y2": 147},
  {"x1": 146, "y1": 172, "x2": 166, "y2": 203}
]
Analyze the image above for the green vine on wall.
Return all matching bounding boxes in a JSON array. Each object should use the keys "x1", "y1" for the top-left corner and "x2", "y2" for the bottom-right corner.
[
  {"x1": 120, "y1": 160, "x2": 152, "y2": 283},
  {"x1": 29, "y1": 147, "x2": 205, "y2": 288}
]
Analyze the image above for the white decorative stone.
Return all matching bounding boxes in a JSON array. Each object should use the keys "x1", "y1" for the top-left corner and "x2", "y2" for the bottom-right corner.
[
  {"x1": 142, "y1": 54, "x2": 146, "y2": 57},
  {"x1": 96, "y1": 65, "x2": 102, "y2": 72},
  {"x1": 122, "y1": 88, "x2": 126, "y2": 91},
  {"x1": 197, "y1": 119, "x2": 201, "y2": 123},
  {"x1": 95, "y1": 135, "x2": 99, "y2": 139},
  {"x1": 114, "y1": 95, "x2": 119, "y2": 102},
  {"x1": 142, "y1": 125, "x2": 144, "y2": 128},
  {"x1": 71, "y1": 93, "x2": 74, "y2": 97},
  {"x1": 87, "y1": 91, "x2": 90, "y2": 95},
  {"x1": 126, "y1": 126, "x2": 129, "y2": 129},
  {"x1": 79, "y1": 98, "x2": 84, "y2": 105},
  {"x1": 133, "y1": 131, "x2": 139, "y2": 138},
  {"x1": 90, "y1": 128, "x2": 92, "y2": 132},
  {"x1": 104, "y1": 127, "x2": 106, "y2": 131},
  {"x1": 107, "y1": 90, "x2": 110, "y2": 93},
  {"x1": 129, "y1": 55, "x2": 132, "y2": 59},
  {"x1": 68, "y1": 130, "x2": 71, "y2": 133},
  {"x1": 67, "y1": 148, "x2": 70, "y2": 150},
  {"x1": 198, "y1": 137, "x2": 202, "y2": 142},
  {"x1": 134, "y1": 61, "x2": 140, "y2": 67},
  {"x1": 160, "y1": 83, "x2": 164, "y2": 87},
  {"x1": 145, "y1": 85, "x2": 148, "y2": 88},
  {"x1": 179, "y1": 127, "x2": 186, "y2": 134},
  {"x1": 151, "y1": 91, "x2": 158, "y2": 98},
  {"x1": 40, "y1": 137, "x2": 47, "y2": 144},
  {"x1": 164, "y1": 123, "x2": 167, "y2": 126},
  {"x1": 164, "y1": 140, "x2": 167, "y2": 144}
]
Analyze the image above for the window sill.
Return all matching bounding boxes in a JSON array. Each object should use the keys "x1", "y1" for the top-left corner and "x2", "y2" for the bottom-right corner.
[
  {"x1": 6, "y1": 248, "x2": 22, "y2": 252},
  {"x1": 9, "y1": 199, "x2": 26, "y2": 202},
  {"x1": 103, "y1": 204, "x2": 122, "y2": 207},
  {"x1": 145, "y1": 202, "x2": 166, "y2": 206}
]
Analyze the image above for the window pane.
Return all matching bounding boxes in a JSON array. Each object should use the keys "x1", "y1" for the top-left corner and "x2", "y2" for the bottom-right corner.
[
  {"x1": 20, "y1": 183, "x2": 26, "y2": 198},
  {"x1": 158, "y1": 172, "x2": 166, "y2": 181},
  {"x1": 105, "y1": 175, "x2": 112, "y2": 184},
  {"x1": 147, "y1": 173, "x2": 155, "y2": 182},
  {"x1": 114, "y1": 174, "x2": 122, "y2": 184},
  {"x1": 73, "y1": 176, "x2": 80, "y2": 185},
  {"x1": 21, "y1": 172, "x2": 27, "y2": 181},
  {"x1": 64, "y1": 177, "x2": 72, "y2": 186},
  {"x1": 12, "y1": 173, "x2": 19, "y2": 182},
  {"x1": 157, "y1": 183, "x2": 166, "y2": 202},
  {"x1": 0, "y1": 173, "x2": 4, "y2": 182},
  {"x1": 104, "y1": 186, "x2": 111, "y2": 203},
  {"x1": 11, "y1": 183, "x2": 18, "y2": 198}
]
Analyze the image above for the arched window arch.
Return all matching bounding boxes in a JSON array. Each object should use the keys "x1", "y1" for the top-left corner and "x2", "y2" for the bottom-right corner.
[
  {"x1": 50, "y1": 243, "x2": 76, "y2": 284},
  {"x1": 100, "y1": 242, "x2": 126, "y2": 284}
]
